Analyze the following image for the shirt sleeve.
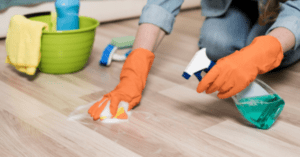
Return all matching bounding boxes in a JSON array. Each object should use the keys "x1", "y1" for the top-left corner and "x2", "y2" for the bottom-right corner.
[
  {"x1": 138, "y1": 0, "x2": 184, "y2": 34},
  {"x1": 266, "y1": 0, "x2": 300, "y2": 50}
]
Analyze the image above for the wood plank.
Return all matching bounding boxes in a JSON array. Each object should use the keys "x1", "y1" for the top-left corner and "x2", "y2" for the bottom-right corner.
[
  {"x1": 0, "y1": 110, "x2": 80, "y2": 157},
  {"x1": 0, "y1": 79, "x2": 141, "y2": 157},
  {"x1": 203, "y1": 120, "x2": 300, "y2": 157}
]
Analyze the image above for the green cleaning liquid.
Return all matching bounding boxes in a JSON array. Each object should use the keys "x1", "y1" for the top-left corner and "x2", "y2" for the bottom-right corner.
[{"x1": 235, "y1": 94, "x2": 285, "y2": 129}]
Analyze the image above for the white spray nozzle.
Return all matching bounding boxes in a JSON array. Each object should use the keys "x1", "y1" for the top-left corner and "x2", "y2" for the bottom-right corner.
[{"x1": 182, "y1": 48, "x2": 215, "y2": 81}]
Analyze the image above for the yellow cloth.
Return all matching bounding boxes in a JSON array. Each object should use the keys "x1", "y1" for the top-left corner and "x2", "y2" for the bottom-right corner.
[{"x1": 5, "y1": 15, "x2": 48, "y2": 75}]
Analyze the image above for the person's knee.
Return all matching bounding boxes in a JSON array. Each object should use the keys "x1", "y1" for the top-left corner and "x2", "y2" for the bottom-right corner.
[{"x1": 200, "y1": 31, "x2": 236, "y2": 61}]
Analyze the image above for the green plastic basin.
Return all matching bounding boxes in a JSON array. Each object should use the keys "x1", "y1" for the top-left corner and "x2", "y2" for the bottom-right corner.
[{"x1": 29, "y1": 15, "x2": 99, "y2": 74}]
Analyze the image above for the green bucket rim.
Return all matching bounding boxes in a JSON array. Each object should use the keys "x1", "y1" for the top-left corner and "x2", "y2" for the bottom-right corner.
[{"x1": 30, "y1": 15, "x2": 100, "y2": 34}]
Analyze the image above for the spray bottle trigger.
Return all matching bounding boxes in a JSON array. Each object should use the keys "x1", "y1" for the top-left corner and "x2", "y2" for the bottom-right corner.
[
  {"x1": 204, "y1": 61, "x2": 216, "y2": 73},
  {"x1": 194, "y1": 70, "x2": 203, "y2": 81}
]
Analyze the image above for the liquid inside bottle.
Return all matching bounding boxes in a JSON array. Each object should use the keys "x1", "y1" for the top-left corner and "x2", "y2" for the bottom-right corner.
[{"x1": 232, "y1": 79, "x2": 285, "y2": 130}]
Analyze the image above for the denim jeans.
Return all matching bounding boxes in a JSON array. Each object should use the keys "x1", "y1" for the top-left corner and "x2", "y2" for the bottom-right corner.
[{"x1": 198, "y1": 0, "x2": 300, "y2": 68}]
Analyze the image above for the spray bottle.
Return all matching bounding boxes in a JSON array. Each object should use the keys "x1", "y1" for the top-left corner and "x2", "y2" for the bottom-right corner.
[
  {"x1": 55, "y1": 0, "x2": 80, "y2": 31},
  {"x1": 182, "y1": 48, "x2": 285, "y2": 129}
]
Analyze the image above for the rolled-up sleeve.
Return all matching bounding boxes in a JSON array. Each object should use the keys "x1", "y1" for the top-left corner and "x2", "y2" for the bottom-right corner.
[
  {"x1": 266, "y1": 0, "x2": 300, "y2": 50},
  {"x1": 139, "y1": 0, "x2": 184, "y2": 34}
]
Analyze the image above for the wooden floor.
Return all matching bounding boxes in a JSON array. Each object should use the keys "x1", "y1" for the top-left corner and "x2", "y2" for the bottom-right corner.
[{"x1": 1, "y1": 8, "x2": 300, "y2": 157}]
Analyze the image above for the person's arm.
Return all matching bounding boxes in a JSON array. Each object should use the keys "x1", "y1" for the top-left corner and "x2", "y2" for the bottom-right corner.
[
  {"x1": 133, "y1": 0, "x2": 184, "y2": 52},
  {"x1": 268, "y1": 27, "x2": 296, "y2": 53},
  {"x1": 132, "y1": 23, "x2": 166, "y2": 52},
  {"x1": 264, "y1": 0, "x2": 300, "y2": 52},
  {"x1": 89, "y1": 0, "x2": 183, "y2": 121}
]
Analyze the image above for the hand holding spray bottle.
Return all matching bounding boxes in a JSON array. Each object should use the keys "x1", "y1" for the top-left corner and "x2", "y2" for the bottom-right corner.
[{"x1": 182, "y1": 48, "x2": 285, "y2": 129}]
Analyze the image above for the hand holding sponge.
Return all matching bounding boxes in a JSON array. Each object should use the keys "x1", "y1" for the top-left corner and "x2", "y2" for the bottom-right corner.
[{"x1": 89, "y1": 48, "x2": 155, "y2": 121}]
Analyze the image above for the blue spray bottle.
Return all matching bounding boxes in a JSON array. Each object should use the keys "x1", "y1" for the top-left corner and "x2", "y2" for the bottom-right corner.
[{"x1": 55, "y1": 0, "x2": 80, "y2": 31}]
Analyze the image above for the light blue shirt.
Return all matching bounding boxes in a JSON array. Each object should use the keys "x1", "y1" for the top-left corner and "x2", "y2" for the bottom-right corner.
[{"x1": 138, "y1": 0, "x2": 300, "y2": 50}]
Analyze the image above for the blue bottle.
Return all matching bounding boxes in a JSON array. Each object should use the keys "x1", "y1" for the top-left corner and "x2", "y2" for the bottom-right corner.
[{"x1": 55, "y1": 0, "x2": 80, "y2": 31}]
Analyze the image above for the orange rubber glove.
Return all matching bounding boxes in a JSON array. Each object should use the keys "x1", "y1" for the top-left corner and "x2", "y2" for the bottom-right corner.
[
  {"x1": 88, "y1": 48, "x2": 155, "y2": 120},
  {"x1": 197, "y1": 35, "x2": 284, "y2": 99}
]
